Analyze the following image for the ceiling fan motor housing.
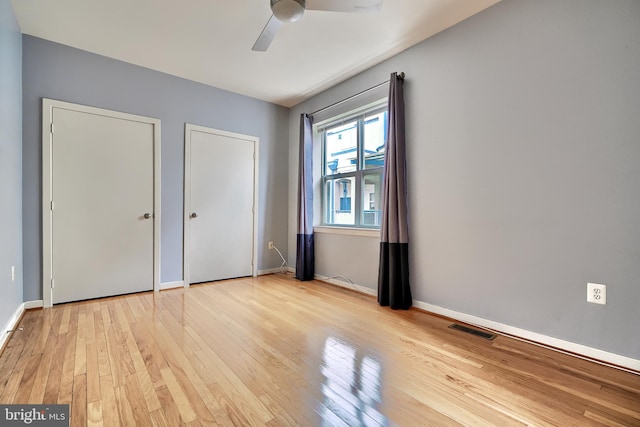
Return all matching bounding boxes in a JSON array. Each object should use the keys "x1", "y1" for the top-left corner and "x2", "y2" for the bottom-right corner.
[{"x1": 271, "y1": 0, "x2": 306, "y2": 22}]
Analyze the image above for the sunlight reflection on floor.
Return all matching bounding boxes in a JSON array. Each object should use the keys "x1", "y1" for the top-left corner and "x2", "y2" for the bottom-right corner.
[{"x1": 319, "y1": 336, "x2": 388, "y2": 426}]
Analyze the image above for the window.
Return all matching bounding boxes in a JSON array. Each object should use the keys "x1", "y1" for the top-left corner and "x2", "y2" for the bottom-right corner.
[{"x1": 320, "y1": 104, "x2": 387, "y2": 228}]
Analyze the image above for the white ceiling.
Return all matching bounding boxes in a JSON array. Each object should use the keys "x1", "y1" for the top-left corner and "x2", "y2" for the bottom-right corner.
[{"x1": 11, "y1": 0, "x2": 499, "y2": 107}]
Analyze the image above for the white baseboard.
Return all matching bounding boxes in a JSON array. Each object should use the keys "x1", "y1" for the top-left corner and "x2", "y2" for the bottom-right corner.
[
  {"x1": 413, "y1": 300, "x2": 640, "y2": 373},
  {"x1": 312, "y1": 277, "x2": 640, "y2": 373},
  {"x1": 314, "y1": 274, "x2": 377, "y2": 297},
  {"x1": 0, "y1": 303, "x2": 26, "y2": 353},
  {"x1": 258, "y1": 268, "x2": 286, "y2": 275},
  {"x1": 259, "y1": 267, "x2": 296, "y2": 275},
  {"x1": 25, "y1": 300, "x2": 44, "y2": 309},
  {"x1": 160, "y1": 281, "x2": 184, "y2": 290}
]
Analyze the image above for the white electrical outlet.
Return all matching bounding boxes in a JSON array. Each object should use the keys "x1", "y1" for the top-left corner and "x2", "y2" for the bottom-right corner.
[
  {"x1": 268, "y1": 241, "x2": 274, "y2": 250},
  {"x1": 11, "y1": 266, "x2": 15, "y2": 283},
  {"x1": 587, "y1": 283, "x2": 606, "y2": 305}
]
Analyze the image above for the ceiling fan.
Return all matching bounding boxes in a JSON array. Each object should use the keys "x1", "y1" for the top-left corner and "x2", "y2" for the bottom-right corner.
[{"x1": 252, "y1": 0, "x2": 383, "y2": 52}]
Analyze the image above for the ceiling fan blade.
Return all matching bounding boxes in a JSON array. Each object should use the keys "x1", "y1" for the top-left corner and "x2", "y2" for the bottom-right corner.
[
  {"x1": 252, "y1": 15, "x2": 282, "y2": 52},
  {"x1": 306, "y1": 0, "x2": 382, "y2": 13}
]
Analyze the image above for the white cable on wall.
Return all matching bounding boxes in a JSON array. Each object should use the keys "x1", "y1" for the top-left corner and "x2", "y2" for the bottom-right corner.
[{"x1": 270, "y1": 244, "x2": 288, "y2": 273}]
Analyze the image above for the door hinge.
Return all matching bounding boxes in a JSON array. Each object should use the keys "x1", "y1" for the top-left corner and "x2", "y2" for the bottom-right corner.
[
  {"x1": 50, "y1": 278, "x2": 54, "y2": 289},
  {"x1": 50, "y1": 201, "x2": 54, "y2": 211},
  {"x1": 50, "y1": 123, "x2": 54, "y2": 134}
]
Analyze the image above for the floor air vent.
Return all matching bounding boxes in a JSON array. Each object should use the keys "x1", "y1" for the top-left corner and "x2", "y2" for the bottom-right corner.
[{"x1": 448, "y1": 323, "x2": 496, "y2": 340}]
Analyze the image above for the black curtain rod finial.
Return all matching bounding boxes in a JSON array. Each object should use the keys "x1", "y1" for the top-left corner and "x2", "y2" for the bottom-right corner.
[{"x1": 398, "y1": 72, "x2": 405, "y2": 79}]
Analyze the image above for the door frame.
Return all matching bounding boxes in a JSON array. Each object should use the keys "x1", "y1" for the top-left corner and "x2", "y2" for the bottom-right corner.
[
  {"x1": 42, "y1": 98, "x2": 161, "y2": 307},
  {"x1": 183, "y1": 124, "x2": 259, "y2": 287}
]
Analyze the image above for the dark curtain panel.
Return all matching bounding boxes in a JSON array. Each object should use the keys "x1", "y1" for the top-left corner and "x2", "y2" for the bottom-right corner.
[
  {"x1": 296, "y1": 113, "x2": 315, "y2": 281},
  {"x1": 378, "y1": 73, "x2": 412, "y2": 309}
]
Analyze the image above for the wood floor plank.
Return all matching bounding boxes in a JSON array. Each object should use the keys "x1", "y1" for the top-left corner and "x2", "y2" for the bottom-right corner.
[
  {"x1": 57, "y1": 334, "x2": 77, "y2": 404},
  {"x1": 0, "y1": 369, "x2": 24, "y2": 403},
  {"x1": 98, "y1": 375, "x2": 120, "y2": 427},
  {"x1": 584, "y1": 409, "x2": 636, "y2": 427},
  {"x1": 129, "y1": 322, "x2": 167, "y2": 390},
  {"x1": 0, "y1": 274, "x2": 638, "y2": 426},
  {"x1": 113, "y1": 385, "x2": 136, "y2": 427},
  {"x1": 123, "y1": 372, "x2": 154, "y2": 426},
  {"x1": 104, "y1": 324, "x2": 128, "y2": 388},
  {"x1": 0, "y1": 346, "x2": 20, "y2": 396},
  {"x1": 119, "y1": 320, "x2": 162, "y2": 412},
  {"x1": 71, "y1": 374, "x2": 87, "y2": 427},
  {"x1": 43, "y1": 333, "x2": 68, "y2": 403},
  {"x1": 86, "y1": 400, "x2": 103, "y2": 427},
  {"x1": 16, "y1": 310, "x2": 44, "y2": 364},
  {"x1": 160, "y1": 367, "x2": 198, "y2": 423},
  {"x1": 27, "y1": 328, "x2": 58, "y2": 403},
  {"x1": 85, "y1": 303, "x2": 97, "y2": 346},
  {"x1": 13, "y1": 354, "x2": 42, "y2": 404},
  {"x1": 149, "y1": 408, "x2": 170, "y2": 427},
  {"x1": 74, "y1": 307, "x2": 87, "y2": 376},
  {"x1": 31, "y1": 309, "x2": 53, "y2": 356},
  {"x1": 94, "y1": 311, "x2": 111, "y2": 379},
  {"x1": 155, "y1": 385, "x2": 182, "y2": 427},
  {"x1": 59, "y1": 305, "x2": 72, "y2": 335},
  {"x1": 86, "y1": 342, "x2": 101, "y2": 403},
  {"x1": 206, "y1": 382, "x2": 254, "y2": 427},
  {"x1": 153, "y1": 345, "x2": 224, "y2": 425}
]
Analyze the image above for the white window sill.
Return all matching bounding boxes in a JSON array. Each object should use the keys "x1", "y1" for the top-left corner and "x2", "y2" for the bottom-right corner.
[{"x1": 314, "y1": 226, "x2": 380, "y2": 238}]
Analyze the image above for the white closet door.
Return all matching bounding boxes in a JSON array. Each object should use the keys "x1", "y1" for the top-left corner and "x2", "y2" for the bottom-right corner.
[
  {"x1": 51, "y1": 107, "x2": 155, "y2": 303},
  {"x1": 187, "y1": 127, "x2": 255, "y2": 284}
]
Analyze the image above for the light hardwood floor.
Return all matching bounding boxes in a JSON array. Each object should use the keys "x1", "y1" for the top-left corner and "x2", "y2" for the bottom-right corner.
[{"x1": 0, "y1": 274, "x2": 639, "y2": 426}]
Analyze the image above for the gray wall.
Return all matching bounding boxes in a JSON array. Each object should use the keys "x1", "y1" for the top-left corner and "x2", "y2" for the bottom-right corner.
[
  {"x1": 0, "y1": 0, "x2": 23, "y2": 325},
  {"x1": 22, "y1": 36, "x2": 290, "y2": 301},
  {"x1": 288, "y1": 0, "x2": 640, "y2": 359}
]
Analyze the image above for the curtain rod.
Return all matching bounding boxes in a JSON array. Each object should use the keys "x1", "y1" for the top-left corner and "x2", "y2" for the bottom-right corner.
[{"x1": 310, "y1": 72, "x2": 405, "y2": 117}]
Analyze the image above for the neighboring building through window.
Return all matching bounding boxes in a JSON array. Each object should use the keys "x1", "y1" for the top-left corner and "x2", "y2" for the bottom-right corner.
[{"x1": 319, "y1": 103, "x2": 387, "y2": 228}]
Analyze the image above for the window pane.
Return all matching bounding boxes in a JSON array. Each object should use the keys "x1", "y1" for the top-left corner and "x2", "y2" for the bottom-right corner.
[
  {"x1": 324, "y1": 177, "x2": 356, "y2": 225},
  {"x1": 363, "y1": 111, "x2": 386, "y2": 170},
  {"x1": 319, "y1": 103, "x2": 387, "y2": 228},
  {"x1": 362, "y1": 172, "x2": 383, "y2": 227},
  {"x1": 325, "y1": 121, "x2": 357, "y2": 175}
]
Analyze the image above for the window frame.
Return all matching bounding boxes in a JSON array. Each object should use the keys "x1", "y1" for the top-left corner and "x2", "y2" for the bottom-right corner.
[{"x1": 318, "y1": 101, "x2": 387, "y2": 229}]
